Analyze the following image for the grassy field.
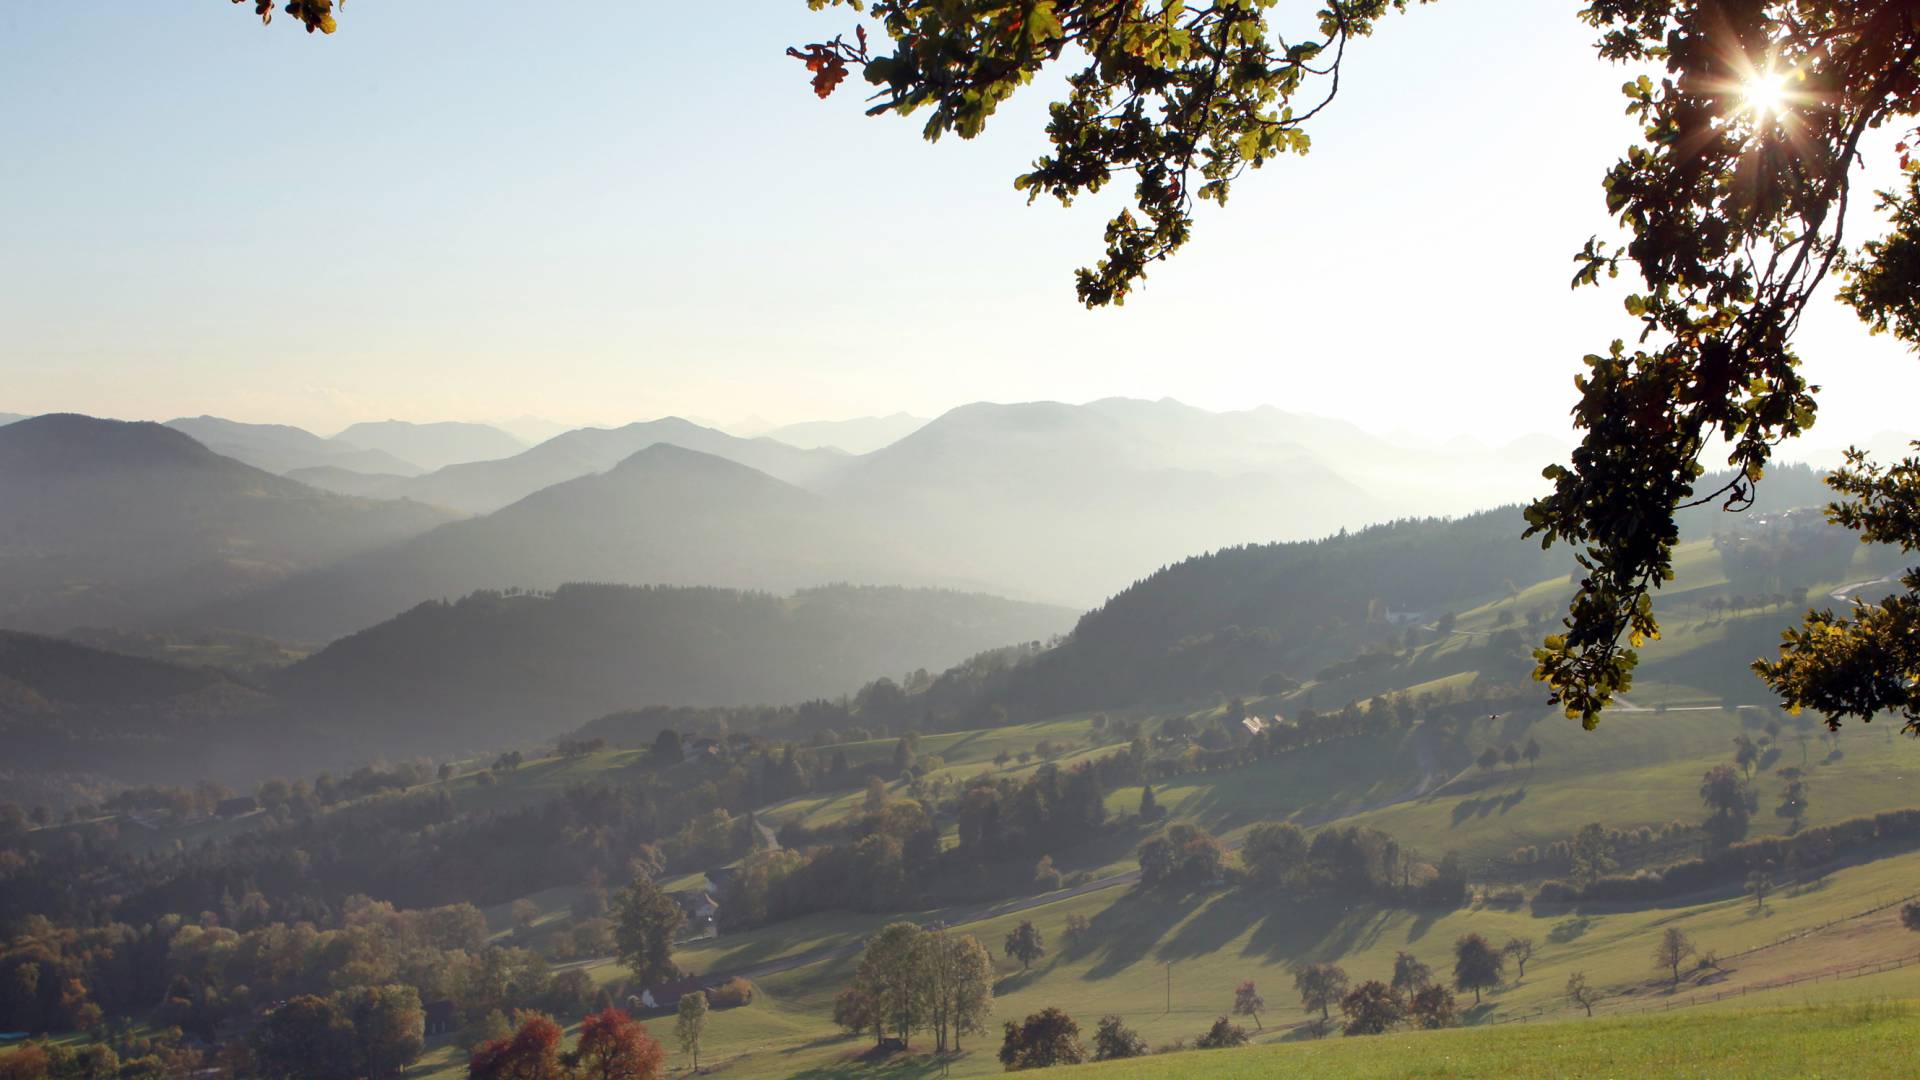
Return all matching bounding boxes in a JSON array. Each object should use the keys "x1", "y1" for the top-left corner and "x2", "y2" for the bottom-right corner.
[
  {"x1": 458, "y1": 832, "x2": 1920, "y2": 1080},
  {"x1": 1053, "y1": 1001, "x2": 1920, "y2": 1079}
]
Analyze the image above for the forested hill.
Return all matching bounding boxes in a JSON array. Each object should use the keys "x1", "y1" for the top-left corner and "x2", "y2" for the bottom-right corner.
[
  {"x1": 0, "y1": 415, "x2": 457, "y2": 632},
  {"x1": 0, "y1": 629, "x2": 298, "y2": 783},
  {"x1": 992, "y1": 507, "x2": 1569, "y2": 716},
  {"x1": 275, "y1": 582, "x2": 1077, "y2": 750}
]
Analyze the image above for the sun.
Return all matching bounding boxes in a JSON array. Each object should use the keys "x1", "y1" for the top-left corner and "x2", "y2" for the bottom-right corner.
[{"x1": 1738, "y1": 69, "x2": 1794, "y2": 119}]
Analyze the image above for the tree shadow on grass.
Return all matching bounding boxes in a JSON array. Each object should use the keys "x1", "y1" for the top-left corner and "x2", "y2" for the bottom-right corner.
[
  {"x1": 1239, "y1": 896, "x2": 1395, "y2": 964},
  {"x1": 1547, "y1": 915, "x2": 1594, "y2": 944},
  {"x1": 786, "y1": 1045, "x2": 963, "y2": 1080},
  {"x1": 1080, "y1": 888, "x2": 1208, "y2": 980},
  {"x1": 1449, "y1": 788, "x2": 1528, "y2": 827}
]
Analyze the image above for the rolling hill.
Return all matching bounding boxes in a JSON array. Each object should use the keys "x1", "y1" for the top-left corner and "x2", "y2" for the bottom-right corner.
[
  {"x1": 0, "y1": 415, "x2": 459, "y2": 632},
  {"x1": 275, "y1": 582, "x2": 1078, "y2": 749}
]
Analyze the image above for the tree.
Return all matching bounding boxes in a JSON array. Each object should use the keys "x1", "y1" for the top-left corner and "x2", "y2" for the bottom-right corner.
[
  {"x1": 612, "y1": 877, "x2": 683, "y2": 988},
  {"x1": 1654, "y1": 928, "x2": 1696, "y2": 989},
  {"x1": 1565, "y1": 972, "x2": 1600, "y2": 1017},
  {"x1": 1138, "y1": 783, "x2": 1161, "y2": 821},
  {"x1": 1699, "y1": 764, "x2": 1753, "y2": 848},
  {"x1": 832, "y1": 984, "x2": 878, "y2": 1042},
  {"x1": 1476, "y1": 747, "x2": 1500, "y2": 773},
  {"x1": 1747, "y1": 868, "x2": 1775, "y2": 910},
  {"x1": 1090, "y1": 1015, "x2": 1147, "y2": 1062},
  {"x1": 674, "y1": 991, "x2": 708, "y2": 1071},
  {"x1": 1776, "y1": 778, "x2": 1811, "y2": 831},
  {"x1": 1758, "y1": 449, "x2": 1920, "y2": 733},
  {"x1": 1338, "y1": 981, "x2": 1404, "y2": 1037},
  {"x1": 1570, "y1": 823, "x2": 1617, "y2": 889},
  {"x1": 1194, "y1": 1016, "x2": 1250, "y2": 1049},
  {"x1": 1523, "y1": 737, "x2": 1542, "y2": 772},
  {"x1": 1062, "y1": 914, "x2": 1091, "y2": 949},
  {"x1": 1232, "y1": 980, "x2": 1264, "y2": 1031},
  {"x1": 339, "y1": 985, "x2": 424, "y2": 1080},
  {"x1": 252, "y1": 996, "x2": 355, "y2": 1080},
  {"x1": 1502, "y1": 938, "x2": 1536, "y2": 983},
  {"x1": 574, "y1": 1009, "x2": 665, "y2": 1080},
  {"x1": 1241, "y1": 822, "x2": 1309, "y2": 886},
  {"x1": 1293, "y1": 963, "x2": 1348, "y2": 1031},
  {"x1": 1502, "y1": 743, "x2": 1522, "y2": 770},
  {"x1": 1902, "y1": 902, "x2": 1920, "y2": 934},
  {"x1": 510, "y1": 899, "x2": 540, "y2": 937},
  {"x1": 998, "y1": 1008, "x2": 1084, "y2": 1071},
  {"x1": 856, "y1": 922, "x2": 929, "y2": 1047},
  {"x1": 469, "y1": 1014, "x2": 564, "y2": 1080},
  {"x1": 1407, "y1": 985, "x2": 1458, "y2": 1029},
  {"x1": 1033, "y1": 855, "x2": 1062, "y2": 892},
  {"x1": 1733, "y1": 734, "x2": 1760, "y2": 779},
  {"x1": 1390, "y1": 952, "x2": 1432, "y2": 996},
  {"x1": 1004, "y1": 921, "x2": 1046, "y2": 972},
  {"x1": 1452, "y1": 934, "x2": 1504, "y2": 1006},
  {"x1": 920, "y1": 929, "x2": 993, "y2": 1053}
]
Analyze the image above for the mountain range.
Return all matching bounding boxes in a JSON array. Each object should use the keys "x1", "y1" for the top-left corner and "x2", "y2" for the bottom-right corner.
[
  {"x1": 291, "y1": 417, "x2": 848, "y2": 514},
  {"x1": 165, "y1": 416, "x2": 426, "y2": 476},
  {"x1": 330, "y1": 420, "x2": 527, "y2": 472},
  {"x1": 0, "y1": 415, "x2": 457, "y2": 632},
  {"x1": 199, "y1": 443, "x2": 948, "y2": 642},
  {"x1": 761, "y1": 413, "x2": 929, "y2": 454}
]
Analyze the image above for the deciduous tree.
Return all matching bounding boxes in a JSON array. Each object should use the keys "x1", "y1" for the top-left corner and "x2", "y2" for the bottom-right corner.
[
  {"x1": 573, "y1": 1008, "x2": 665, "y2": 1080},
  {"x1": 1338, "y1": 980, "x2": 1403, "y2": 1036},
  {"x1": 674, "y1": 992, "x2": 707, "y2": 1071},
  {"x1": 1232, "y1": 980, "x2": 1265, "y2": 1031},
  {"x1": 1090, "y1": 1015, "x2": 1146, "y2": 1062},
  {"x1": 1451, "y1": 934, "x2": 1503, "y2": 1006},
  {"x1": 1655, "y1": 928, "x2": 1696, "y2": 989},
  {"x1": 1293, "y1": 963, "x2": 1348, "y2": 1032},
  {"x1": 612, "y1": 877, "x2": 682, "y2": 990},
  {"x1": 998, "y1": 1008, "x2": 1084, "y2": 1071},
  {"x1": 1565, "y1": 971, "x2": 1600, "y2": 1017},
  {"x1": 1003, "y1": 921, "x2": 1046, "y2": 972}
]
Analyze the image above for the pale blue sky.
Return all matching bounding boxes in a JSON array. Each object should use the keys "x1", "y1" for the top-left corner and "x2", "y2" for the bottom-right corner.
[{"x1": 1, "y1": 1, "x2": 1913, "y2": 455}]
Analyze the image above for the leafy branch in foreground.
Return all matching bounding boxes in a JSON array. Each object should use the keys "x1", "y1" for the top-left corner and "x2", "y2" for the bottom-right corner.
[
  {"x1": 232, "y1": 0, "x2": 338, "y2": 34},
  {"x1": 792, "y1": 0, "x2": 1423, "y2": 306},
  {"x1": 1756, "y1": 444, "x2": 1920, "y2": 733},
  {"x1": 1524, "y1": 2, "x2": 1920, "y2": 728}
]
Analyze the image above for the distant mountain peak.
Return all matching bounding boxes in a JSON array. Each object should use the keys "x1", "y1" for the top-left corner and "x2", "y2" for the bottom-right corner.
[{"x1": 2, "y1": 413, "x2": 216, "y2": 470}]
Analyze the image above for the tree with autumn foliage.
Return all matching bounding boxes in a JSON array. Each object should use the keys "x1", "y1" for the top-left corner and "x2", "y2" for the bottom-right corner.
[
  {"x1": 468, "y1": 1014, "x2": 565, "y2": 1080},
  {"x1": 572, "y1": 1009, "x2": 665, "y2": 1080}
]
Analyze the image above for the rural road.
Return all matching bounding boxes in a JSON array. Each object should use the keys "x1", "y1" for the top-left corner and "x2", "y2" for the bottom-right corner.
[{"x1": 1829, "y1": 577, "x2": 1894, "y2": 603}]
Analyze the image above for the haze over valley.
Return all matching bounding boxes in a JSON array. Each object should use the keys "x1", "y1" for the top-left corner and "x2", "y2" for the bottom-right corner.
[{"x1": 6, "y1": 5, "x2": 1920, "y2": 1080}]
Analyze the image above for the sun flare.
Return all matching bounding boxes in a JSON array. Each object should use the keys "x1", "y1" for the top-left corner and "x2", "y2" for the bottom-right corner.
[{"x1": 1739, "y1": 69, "x2": 1793, "y2": 118}]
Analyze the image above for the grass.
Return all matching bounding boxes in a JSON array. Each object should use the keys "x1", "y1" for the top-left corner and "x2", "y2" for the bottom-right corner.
[
  {"x1": 1055, "y1": 1000, "x2": 1920, "y2": 1078},
  {"x1": 498, "y1": 834, "x2": 1920, "y2": 1080}
]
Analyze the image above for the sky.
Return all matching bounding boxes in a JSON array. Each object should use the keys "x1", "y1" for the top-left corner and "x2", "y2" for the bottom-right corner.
[{"x1": 1, "y1": 1, "x2": 1915, "y2": 456}]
